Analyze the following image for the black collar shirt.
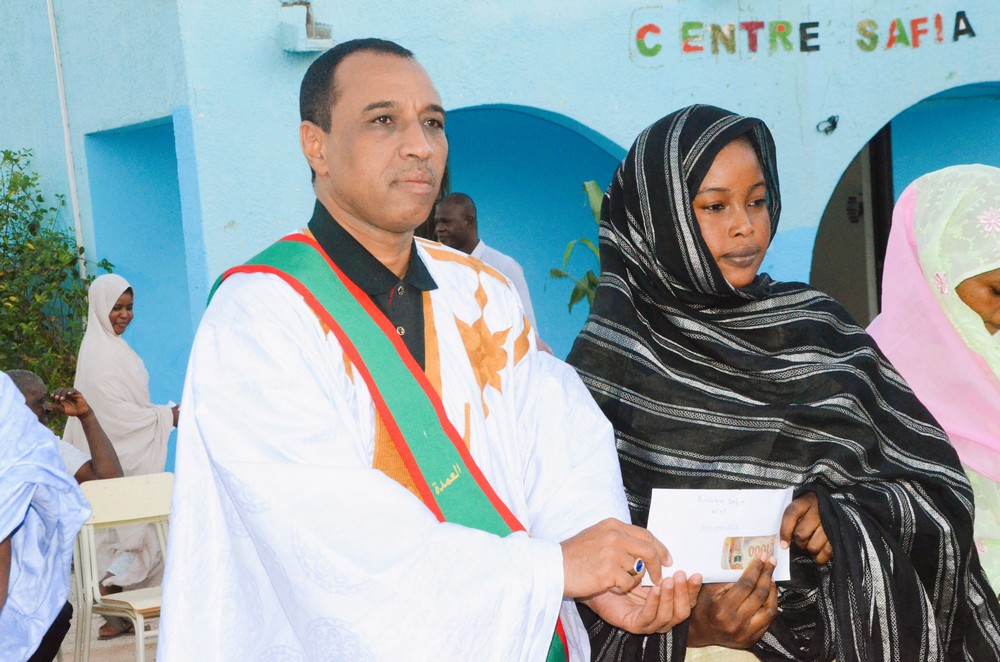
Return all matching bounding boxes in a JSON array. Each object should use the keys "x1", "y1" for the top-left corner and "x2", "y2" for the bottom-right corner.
[{"x1": 307, "y1": 201, "x2": 438, "y2": 370}]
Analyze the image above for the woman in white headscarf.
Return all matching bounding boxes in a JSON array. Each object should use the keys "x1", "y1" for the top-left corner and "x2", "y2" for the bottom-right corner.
[
  {"x1": 63, "y1": 273, "x2": 177, "y2": 638},
  {"x1": 869, "y1": 164, "x2": 1000, "y2": 590}
]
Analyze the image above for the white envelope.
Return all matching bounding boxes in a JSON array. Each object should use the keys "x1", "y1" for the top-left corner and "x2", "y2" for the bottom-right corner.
[{"x1": 643, "y1": 487, "x2": 793, "y2": 584}]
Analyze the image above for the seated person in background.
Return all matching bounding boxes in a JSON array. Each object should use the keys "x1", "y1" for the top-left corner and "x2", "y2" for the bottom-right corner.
[
  {"x1": 567, "y1": 104, "x2": 1000, "y2": 660},
  {"x1": 0, "y1": 372, "x2": 91, "y2": 661},
  {"x1": 869, "y1": 164, "x2": 1000, "y2": 592},
  {"x1": 434, "y1": 191, "x2": 552, "y2": 352},
  {"x1": 9, "y1": 370, "x2": 124, "y2": 658},
  {"x1": 9, "y1": 369, "x2": 124, "y2": 483}
]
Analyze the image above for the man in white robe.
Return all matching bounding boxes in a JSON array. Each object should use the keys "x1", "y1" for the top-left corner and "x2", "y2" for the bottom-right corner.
[
  {"x1": 0, "y1": 372, "x2": 91, "y2": 661},
  {"x1": 159, "y1": 38, "x2": 698, "y2": 661}
]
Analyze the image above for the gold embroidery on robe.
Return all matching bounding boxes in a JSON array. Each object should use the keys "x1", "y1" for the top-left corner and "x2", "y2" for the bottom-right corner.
[
  {"x1": 453, "y1": 279, "x2": 510, "y2": 418},
  {"x1": 422, "y1": 291, "x2": 443, "y2": 398},
  {"x1": 419, "y1": 240, "x2": 509, "y2": 286},
  {"x1": 342, "y1": 352, "x2": 354, "y2": 383},
  {"x1": 513, "y1": 315, "x2": 532, "y2": 366}
]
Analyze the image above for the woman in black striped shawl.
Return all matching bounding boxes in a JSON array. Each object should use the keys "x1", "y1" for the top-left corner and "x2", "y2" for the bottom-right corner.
[{"x1": 568, "y1": 104, "x2": 1000, "y2": 661}]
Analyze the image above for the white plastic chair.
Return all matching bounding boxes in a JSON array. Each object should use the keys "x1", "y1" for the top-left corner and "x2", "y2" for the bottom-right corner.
[{"x1": 72, "y1": 472, "x2": 173, "y2": 662}]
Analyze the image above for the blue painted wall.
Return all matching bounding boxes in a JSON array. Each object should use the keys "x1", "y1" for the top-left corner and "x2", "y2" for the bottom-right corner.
[
  {"x1": 170, "y1": 105, "x2": 210, "y2": 332},
  {"x1": 85, "y1": 120, "x2": 191, "y2": 469},
  {"x1": 0, "y1": 4, "x2": 70, "y2": 229},
  {"x1": 892, "y1": 82, "x2": 1000, "y2": 198},
  {"x1": 160, "y1": 1, "x2": 1000, "y2": 290},
  {"x1": 142, "y1": 0, "x2": 1000, "y2": 358},
  {"x1": 0, "y1": 0, "x2": 188, "y2": 253},
  {"x1": 446, "y1": 105, "x2": 625, "y2": 358},
  {"x1": 2, "y1": 0, "x2": 1000, "y2": 380}
]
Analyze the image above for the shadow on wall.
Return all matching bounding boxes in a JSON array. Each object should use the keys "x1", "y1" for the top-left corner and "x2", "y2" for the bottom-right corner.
[{"x1": 444, "y1": 104, "x2": 626, "y2": 359}]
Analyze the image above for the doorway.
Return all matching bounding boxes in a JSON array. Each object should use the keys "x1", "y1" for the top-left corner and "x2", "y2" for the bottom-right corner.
[
  {"x1": 810, "y1": 129, "x2": 893, "y2": 327},
  {"x1": 85, "y1": 118, "x2": 192, "y2": 469},
  {"x1": 810, "y1": 81, "x2": 999, "y2": 326}
]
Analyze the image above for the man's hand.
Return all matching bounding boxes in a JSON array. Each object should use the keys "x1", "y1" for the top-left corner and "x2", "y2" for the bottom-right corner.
[
  {"x1": 687, "y1": 556, "x2": 778, "y2": 648},
  {"x1": 583, "y1": 571, "x2": 702, "y2": 635},
  {"x1": 171, "y1": 404, "x2": 180, "y2": 427},
  {"x1": 47, "y1": 388, "x2": 92, "y2": 419},
  {"x1": 561, "y1": 518, "x2": 671, "y2": 598},
  {"x1": 780, "y1": 492, "x2": 832, "y2": 565}
]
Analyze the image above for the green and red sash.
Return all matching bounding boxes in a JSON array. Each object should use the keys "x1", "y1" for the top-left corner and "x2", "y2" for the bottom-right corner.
[{"x1": 212, "y1": 234, "x2": 569, "y2": 660}]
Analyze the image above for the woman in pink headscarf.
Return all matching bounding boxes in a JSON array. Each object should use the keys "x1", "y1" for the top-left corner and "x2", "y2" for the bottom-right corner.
[{"x1": 869, "y1": 164, "x2": 1000, "y2": 590}]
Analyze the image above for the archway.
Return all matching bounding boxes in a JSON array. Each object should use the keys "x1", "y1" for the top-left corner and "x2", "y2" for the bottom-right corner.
[
  {"x1": 810, "y1": 81, "x2": 1000, "y2": 326},
  {"x1": 444, "y1": 104, "x2": 626, "y2": 358}
]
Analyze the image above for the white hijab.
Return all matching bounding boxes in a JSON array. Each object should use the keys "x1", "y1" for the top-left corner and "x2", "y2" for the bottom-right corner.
[
  {"x1": 63, "y1": 274, "x2": 173, "y2": 588},
  {"x1": 63, "y1": 274, "x2": 172, "y2": 476}
]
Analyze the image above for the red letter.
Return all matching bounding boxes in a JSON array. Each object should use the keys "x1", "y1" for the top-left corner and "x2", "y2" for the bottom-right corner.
[
  {"x1": 910, "y1": 17, "x2": 928, "y2": 47},
  {"x1": 935, "y1": 13, "x2": 944, "y2": 42},
  {"x1": 740, "y1": 21, "x2": 765, "y2": 53}
]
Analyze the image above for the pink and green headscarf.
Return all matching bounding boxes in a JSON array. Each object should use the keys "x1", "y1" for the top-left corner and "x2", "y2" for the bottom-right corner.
[{"x1": 869, "y1": 164, "x2": 1000, "y2": 480}]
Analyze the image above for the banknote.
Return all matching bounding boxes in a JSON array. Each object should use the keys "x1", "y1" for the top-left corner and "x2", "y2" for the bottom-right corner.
[{"x1": 721, "y1": 534, "x2": 778, "y2": 569}]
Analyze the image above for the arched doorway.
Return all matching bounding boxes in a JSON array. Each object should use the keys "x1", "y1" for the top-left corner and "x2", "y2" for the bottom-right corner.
[
  {"x1": 444, "y1": 104, "x2": 626, "y2": 358},
  {"x1": 811, "y1": 81, "x2": 1000, "y2": 326}
]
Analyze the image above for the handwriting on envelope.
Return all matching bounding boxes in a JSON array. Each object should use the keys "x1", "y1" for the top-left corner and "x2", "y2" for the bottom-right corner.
[{"x1": 643, "y1": 488, "x2": 793, "y2": 584}]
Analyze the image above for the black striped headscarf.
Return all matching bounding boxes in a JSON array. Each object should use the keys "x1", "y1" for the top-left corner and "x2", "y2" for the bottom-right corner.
[{"x1": 568, "y1": 105, "x2": 1000, "y2": 661}]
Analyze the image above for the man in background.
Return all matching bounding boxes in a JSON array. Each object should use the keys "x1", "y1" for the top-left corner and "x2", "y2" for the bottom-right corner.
[
  {"x1": 9, "y1": 369, "x2": 123, "y2": 484},
  {"x1": 434, "y1": 192, "x2": 551, "y2": 352},
  {"x1": 8, "y1": 369, "x2": 123, "y2": 659},
  {"x1": 0, "y1": 372, "x2": 90, "y2": 662}
]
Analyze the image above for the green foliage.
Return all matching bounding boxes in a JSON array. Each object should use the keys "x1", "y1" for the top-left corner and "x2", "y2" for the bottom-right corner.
[
  {"x1": 549, "y1": 180, "x2": 603, "y2": 312},
  {"x1": 0, "y1": 148, "x2": 111, "y2": 392}
]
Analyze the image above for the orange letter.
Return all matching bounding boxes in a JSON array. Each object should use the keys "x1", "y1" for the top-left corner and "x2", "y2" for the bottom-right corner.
[{"x1": 910, "y1": 17, "x2": 928, "y2": 47}]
